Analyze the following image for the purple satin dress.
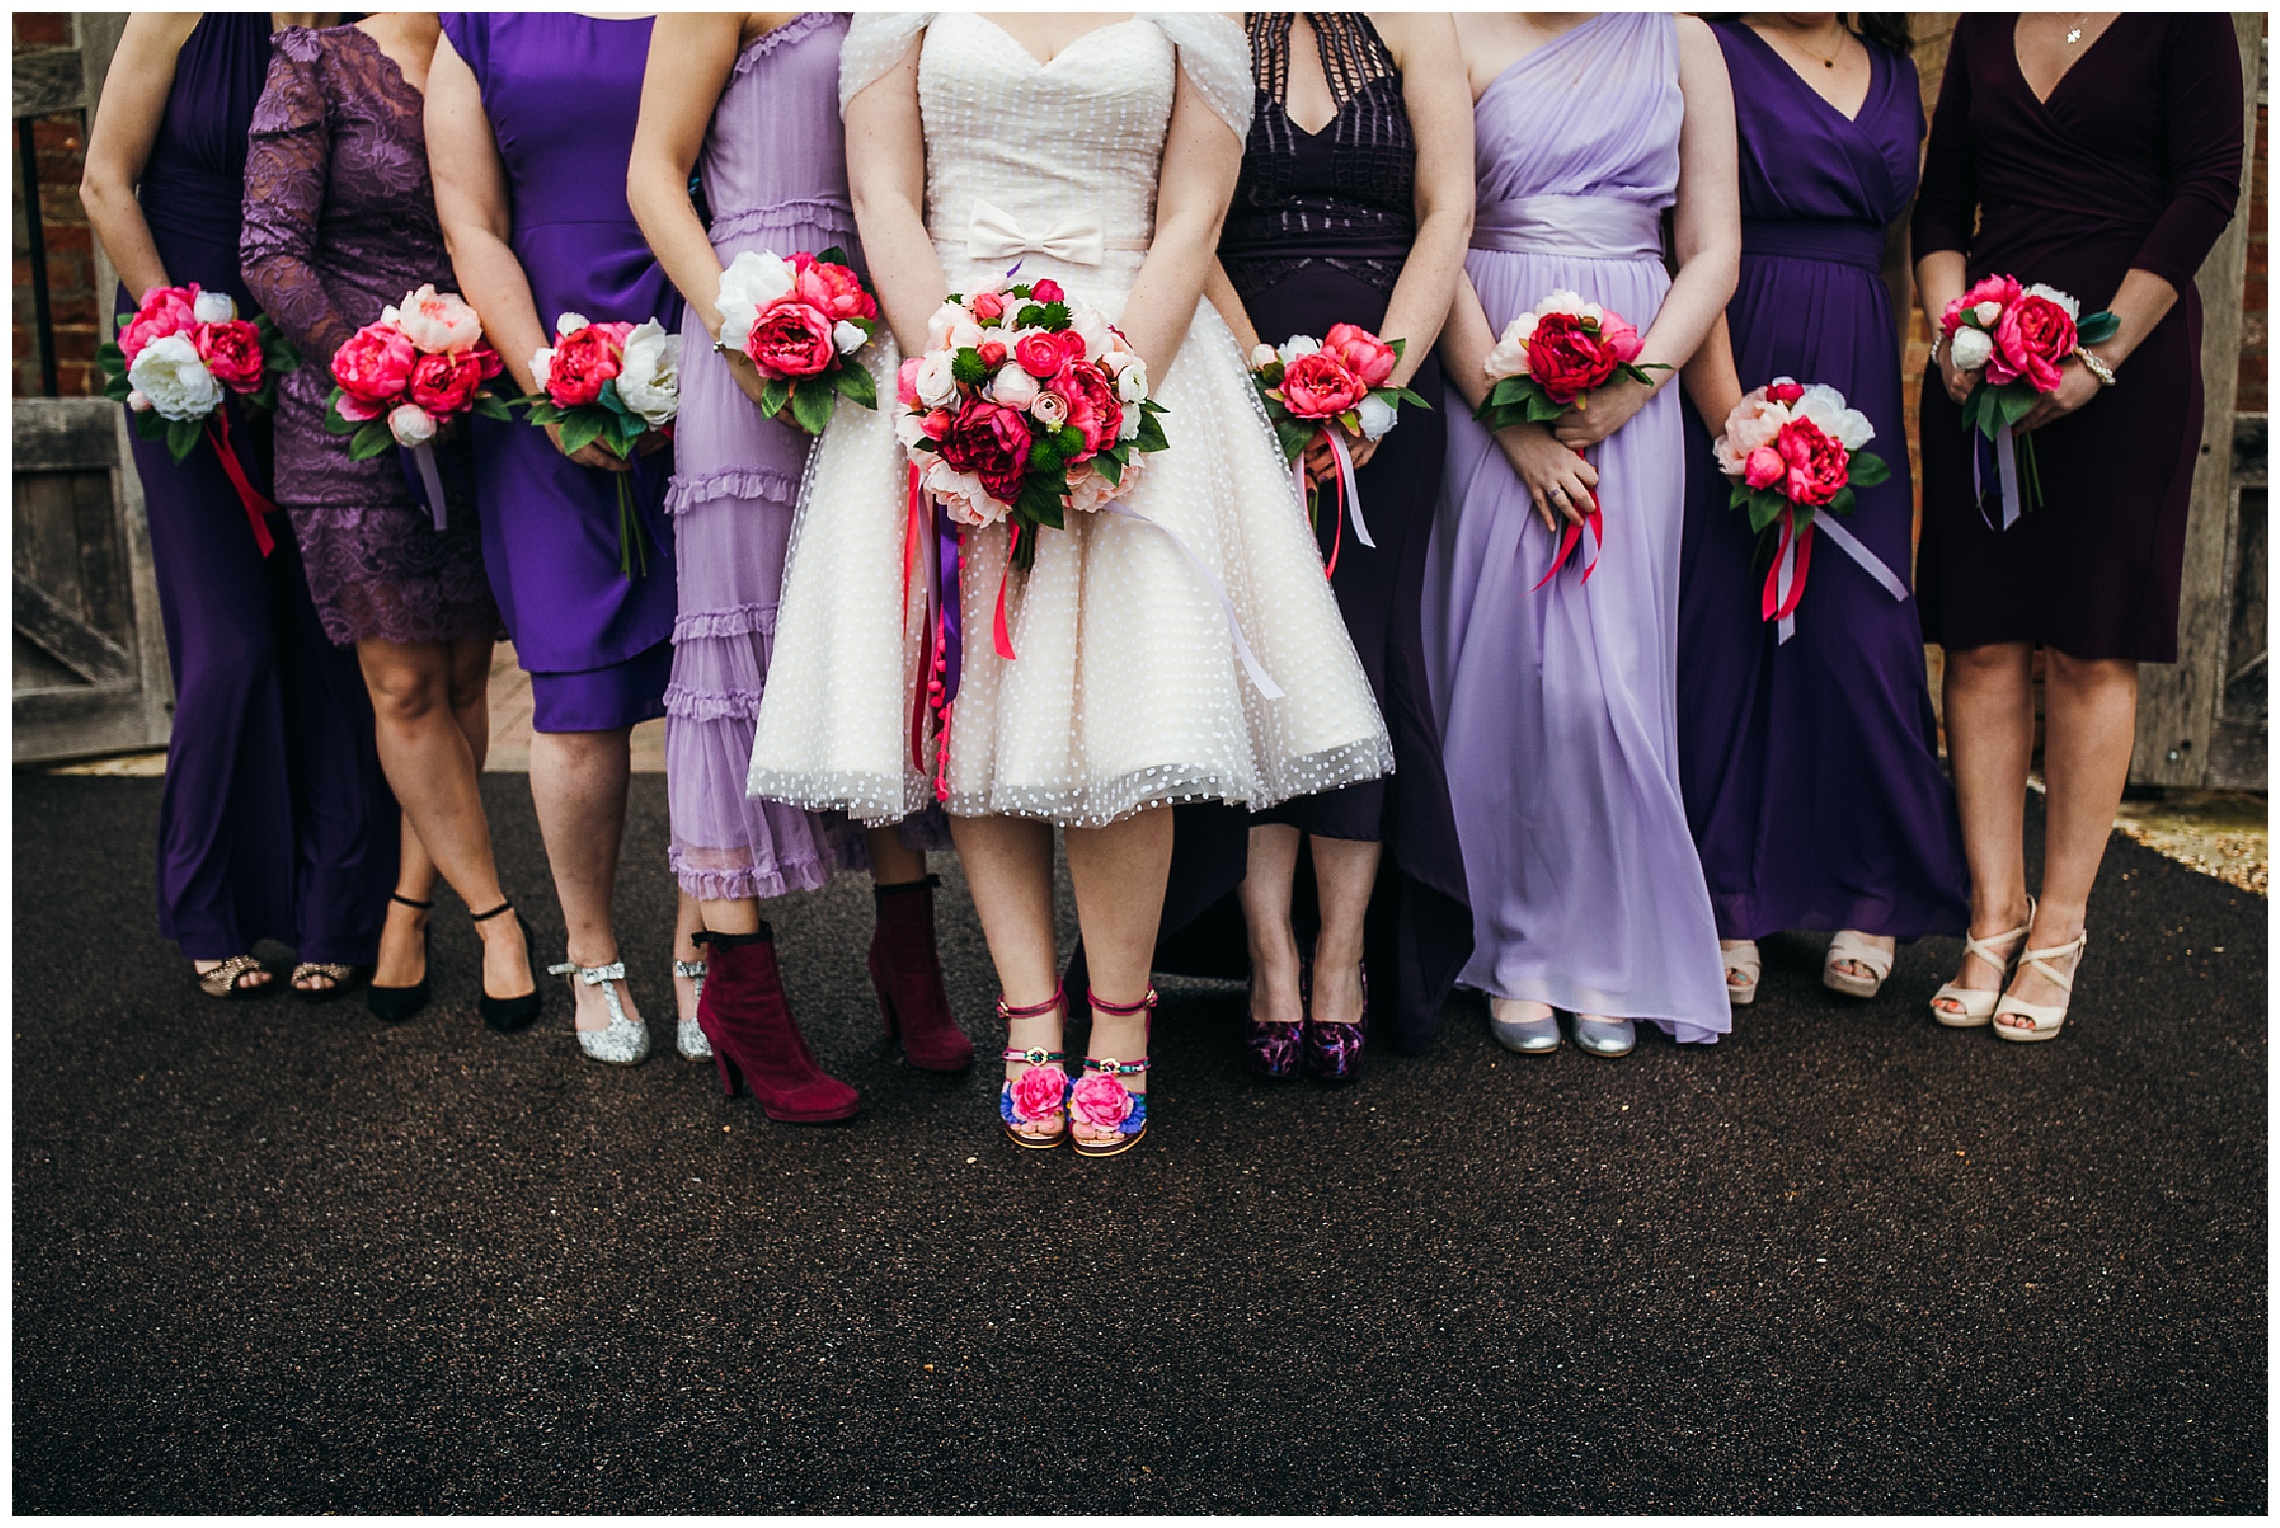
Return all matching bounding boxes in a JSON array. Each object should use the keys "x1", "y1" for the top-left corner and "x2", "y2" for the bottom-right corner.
[
  {"x1": 1675, "y1": 23, "x2": 1970, "y2": 943},
  {"x1": 662, "y1": 14, "x2": 869, "y2": 901},
  {"x1": 441, "y1": 12, "x2": 681, "y2": 733},
  {"x1": 132, "y1": 14, "x2": 394, "y2": 966},
  {"x1": 1421, "y1": 14, "x2": 1727, "y2": 1042},
  {"x1": 241, "y1": 24, "x2": 499, "y2": 648}
]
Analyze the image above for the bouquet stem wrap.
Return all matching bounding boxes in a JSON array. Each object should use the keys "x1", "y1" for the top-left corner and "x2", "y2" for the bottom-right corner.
[
  {"x1": 1294, "y1": 428, "x2": 1373, "y2": 580},
  {"x1": 206, "y1": 407, "x2": 276, "y2": 556}
]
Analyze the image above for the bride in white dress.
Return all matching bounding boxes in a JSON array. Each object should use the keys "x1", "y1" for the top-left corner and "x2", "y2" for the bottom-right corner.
[{"x1": 748, "y1": 12, "x2": 1390, "y2": 1155}]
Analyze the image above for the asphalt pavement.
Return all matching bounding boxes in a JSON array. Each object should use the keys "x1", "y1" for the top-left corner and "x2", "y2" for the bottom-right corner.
[{"x1": 11, "y1": 772, "x2": 2266, "y2": 1511}]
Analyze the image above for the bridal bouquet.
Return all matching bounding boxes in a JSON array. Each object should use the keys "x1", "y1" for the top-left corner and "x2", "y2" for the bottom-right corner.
[
  {"x1": 716, "y1": 248, "x2": 879, "y2": 434},
  {"x1": 1248, "y1": 324, "x2": 1430, "y2": 577},
  {"x1": 517, "y1": 313, "x2": 680, "y2": 576},
  {"x1": 1713, "y1": 378, "x2": 1901, "y2": 644},
  {"x1": 895, "y1": 274, "x2": 1167, "y2": 570},
  {"x1": 1939, "y1": 274, "x2": 2118, "y2": 525},
  {"x1": 101, "y1": 284, "x2": 296, "y2": 553},
  {"x1": 1476, "y1": 291, "x2": 1668, "y2": 586},
  {"x1": 325, "y1": 284, "x2": 510, "y2": 529}
]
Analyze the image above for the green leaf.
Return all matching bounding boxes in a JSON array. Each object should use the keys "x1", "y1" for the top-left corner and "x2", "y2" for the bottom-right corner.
[
  {"x1": 1747, "y1": 490, "x2": 1785, "y2": 536},
  {"x1": 1274, "y1": 416, "x2": 1316, "y2": 462},
  {"x1": 1094, "y1": 452, "x2": 1123, "y2": 487},
  {"x1": 1847, "y1": 450, "x2": 1891, "y2": 487},
  {"x1": 789, "y1": 379, "x2": 835, "y2": 436},
  {"x1": 132, "y1": 409, "x2": 166, "y2": 442},
  {"x1": 1017, "y1": 478, "x2": 1066, "y2": 531},
  {"x1": 832, "y1": 363, "x2": 877, "y2": 410},
  {"x1": 1826, "y1": 487, "x2": 1856, "y2": 518},
  {"x1": 323, "y1": 402, "x2": 363, "y2": 436},
  {"x1": 760, "y1": 377, "x2": 790, "y2": 419},
  {"x1": 598, "y1": 378, "x2": 636, "y2": 422},
  {"x1": 1526, "y1": 392, "x2": 1567, "y2": 425},
  {"x1": 471, "y1": 391, "x2": 513, "y2": 421},
  {"x1": 165, "y1": 417, "x2": 201, "y2": 463},
  {"x1": 1997, "y1": 387, "x2": 2037, "y2": 428},
  {"x1": 816, "y1": 245, "x2": 852, "y2": 268},
  {"x1": 1015, "y1": 302, "x2": 1069, "y2": 331},
  {"x1": 97, "y1": 341, "x2": 124, "y2": 366},
  {"x1": 348, "y1": 420, "x2": 395, "y2": 460},
  {"x1": 1728, "y1": 481, "x2": 1751, "y2": 512},
  {"x1": 103, "y1": 375, "x2": 133, "y2": 403},
  {"x1": 2075, "y1": 310, "x2": 2120, "y2": 346},
  {"x1": 556, "y1": 410, "x2": 609, "y2": 456},
  {"x1": 1385, "y1": 337, "x2": 1405, "y2": 361},
  {"x1": 1384, "y1": 386, "x2": 1433, "y2": 410},
  {"x1": 1134, "y1": 411, "x2": 1169, "y2": 454}
]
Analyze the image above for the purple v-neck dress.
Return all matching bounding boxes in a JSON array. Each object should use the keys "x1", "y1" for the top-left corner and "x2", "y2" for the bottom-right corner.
[
  {"x1": 133, "y1": 14, "x2": 395, "y2": 966},
  {"x1": 441, "y1": 12, "x2": 681, "y2": 733},
  {"x1": 1675, "y1": 22, "x2": 1969, "y2": 944},
  {"x1": 1420, "y1": 14, "x2": 1727, "y2": 1042}
]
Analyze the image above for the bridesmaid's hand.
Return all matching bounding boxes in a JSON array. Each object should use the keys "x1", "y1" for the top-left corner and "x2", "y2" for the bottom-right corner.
[
  {"x1": 721, "y1": 345, "x2": 806, "y2": 430},
  {"x1": 635, "y1": 428, "x2": 671, "y2": 458},
  {"x1": 1938, "y1": 346, "x2": 1974, "y2": 406},
  {"x1": 1299, "y1": 428, "x2": 1381, "y2": 486},
  {"x1": 2015, "y1": 359, "x2": 2104, "y2": 435},
  {"x1": 546, "y1": 422, "x2": 631, "y2": 473},
  {"x1": 1494, "y1": 420, "x2": 1598, "y2": 533},
  {"x1": 1551, "y1": 374, "x2": 1653, "y2": 451}
]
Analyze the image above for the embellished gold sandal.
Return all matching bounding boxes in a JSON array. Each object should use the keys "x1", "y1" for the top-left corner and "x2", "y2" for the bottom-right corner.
[
  {"x1": 290, "y1": 962, "x2": 363, "y2": 1002},
  {"x1": 194, "y1": 954, "x2": 272, "y2": 1000}
]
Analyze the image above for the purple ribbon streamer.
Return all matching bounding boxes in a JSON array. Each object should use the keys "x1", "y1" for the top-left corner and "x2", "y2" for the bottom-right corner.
[{"x1": 934, "y1": 507, "x2": 963, "y2": 705}]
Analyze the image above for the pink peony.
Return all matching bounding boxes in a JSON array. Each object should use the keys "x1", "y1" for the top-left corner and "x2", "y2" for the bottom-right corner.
[
  {"x1": 545, "y1": 323, "x2": 622, "y2": 406},
  {"x1": 1280, "y1": 350, "x2": 1368, "y2": 419},
  {"x1": 194, "y1": 319, "x2": 265, "y2": 392},
  {"x1": 1028, "y1": 278, "x2": 1065, "y2": 304},
  {"x1": 896, "y1": 356, "x2": 924, "y2": 407},
  {"x1": 1067, "y1": 452, "x2": 1141, "y2": 514},
  {"x1": 1985, "y1": 291, "x2": 2077, "y2": 393},
  {"x1": 1051, "y1": 362, "x2": 1122, "y2": 458},
  {"x1": 331, "y1": 320, "x2": 417, "y2": 421},
  {"x1": 1774, "y1": 418, "x2": 1848, "y2": 506},
  {"x1": 391, "y1": 284, "x2": 484, "y2": 353},
  {"x1": 1743, "y1": 444, "x2": 1786, "y2": 491},
  {"x1": 1942, "y1": 274, "x2": 2023, "y2": 336},
  {"x1": 1321, "y1": 322, "x2": 1397, "y2": 388},
  {"x1": 407, "y1": 348, "x2": 486, "y2": 416},
  {"x1": 1007, "y1": 1063, "x2": 1067, "y2": 1122},
  {"x1": 970, "y1": 291, "x2": 1005, "y2": 323},
  {"x1": 1764, "y1": 379, "x2": 1805, "y2": 407},
  {"x1": 790, "y1": 253, "x2": 877, "y2": 322},
  {"x1": 921, "y1": 458, "x2": 1005, "y2": 528},
  {"x1": 1067, "y1": 1071, "x2": 1133, "y2": 1130},
  {"x1": 936, "y1": 396, "x2": 1034, "y2": 504},
  {"x1": 743, "y1": 301, "x2": 836, "y2": 380},
  {"x1": 119, "y1": 285, "x2": 200, "y2": 366}
]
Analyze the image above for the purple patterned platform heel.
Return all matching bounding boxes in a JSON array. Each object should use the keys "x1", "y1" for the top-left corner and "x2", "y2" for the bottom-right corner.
[
  {"x1": 1302, "y1": 961, "x2": 1367, "y2": 1084},
  {"x1": 1245, "y1": 971, "x2": 1304, "y2": 1080},
  {"x1": 1071, "y1": 987, "x2": 1154, "y2": 1158},
  {"x1": 998, "y1": 986, "x2": 1069, "y2": 1150}
]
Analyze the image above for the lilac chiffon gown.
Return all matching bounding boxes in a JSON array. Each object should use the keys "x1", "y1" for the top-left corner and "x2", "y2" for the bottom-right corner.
[
  {"x1": 662, "y1": 14, "x2": 874, "y2": 901},
  {"x1": 441, "y1": 13, "x2": 680, "y2": 733},
  {"x1": 1421, "y1": 14, "x2": 1727, "y2": 1042},
  {"x1": 1676, "y1": 23, "x2": 1968, "y2": 944}
]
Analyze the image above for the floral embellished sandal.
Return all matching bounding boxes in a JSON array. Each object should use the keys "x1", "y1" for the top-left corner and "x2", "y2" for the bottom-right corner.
[
  {"x1": 998, "y1": 986, "x2": 1069, "y2": 1150},
  {"x1": 1070, "y1": 986, "x2": 1153, "y2": 1158},
  {"x1": 194, "y1": 954, "x2": 272, "y2": 1001}
]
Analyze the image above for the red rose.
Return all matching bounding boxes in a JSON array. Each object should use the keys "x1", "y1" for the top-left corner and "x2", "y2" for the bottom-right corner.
[
  {"x1": 1988, "y1": 292, "x2": 2077, "y2": 394},
  {"x1": 743, "y1": 301, "x2": 836, "y2": 380},
  {"x1": 1056, "y1": 330, "x2": 1091, "y2": 369},
  {"x1": 331, "y1": 320, "x2": 416, "y2": 421},
  {"x1": 1773, "y1": 417, "x2": 1848, "y2": 506},
  {"x1": 1524, "y1": 312, "x2": 1624, "y2": 406},
  {"x1": 1280, "y1": 350, "x2": 1367, "y2": 420},
  {"x1": 407, "y1": 348, "x2": 486, "y2": 416},
  {"x1": 546, "y1": 323, "x2": 622, "y2": 405},
  {"x1": 937, "y1": 397, "x2": 1034, "y2": 503},
  {"x1": 194, "y1": 319, "x2": 265, "y2": 392},
  {"x1": 1015, "y1": 331, "x2": 1065, "y2": 379},
  {"x1": 1028, "y1": 279, "x2": 1065, "y2": 304},
  {"x1": 1321, "y1": 322, "x2": 1397, "y2": 388},
  {"x1": 1765, "y1": 380, "x2": 1805, "y2": 407},
  {"x1": 1051, "y1": 362, "x2": 1122, "y2": 458},
  {"x1": 791, "y1": 254, "x2": 878, "y2": 322},
  {"x1": 978, "y1": 340, "x2": 1008, "y2": 369}
]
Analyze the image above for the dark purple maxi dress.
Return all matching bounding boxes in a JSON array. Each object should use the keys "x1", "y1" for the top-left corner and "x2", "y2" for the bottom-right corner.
[
  {"x1": 1151, "y1": 13, "x2": 1469, "y2": 1054},
  {"x1": 1913, "y1": 14, "x2": 2244, "y2": 663},
  {"x1": 440, "y1": 13, "x2": 681, "y2": 733},
  {"x1": 129, "y1": 13, "x2": 395, "y2": 967},
  {"x1": 1676, "y1": 22, "x2": 1969, "y2": 943}
]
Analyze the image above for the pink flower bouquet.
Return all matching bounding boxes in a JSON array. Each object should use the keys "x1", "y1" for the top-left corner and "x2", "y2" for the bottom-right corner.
[
  {"x1": 1940, "y1": 274, "x2": 2118, "y2": 521},
  {"x1": 99, "y1": 284, "x2": 298, "y2": 552},
  {"x1": 1474, "y1": 290, "x2": 1666, "y2": 431},
  {"x1": 323, "y1": 285, "x2": 510, "y2": 530},
  {"x1": 1248, "y1": 324, "x2": 1431, "y2": 577},
  {"x1": 716, "y1": 247, "x2": 880, "y2": 435},
  {"x1": 516, "y1": 312, "x2": 681, "y2": 577}
]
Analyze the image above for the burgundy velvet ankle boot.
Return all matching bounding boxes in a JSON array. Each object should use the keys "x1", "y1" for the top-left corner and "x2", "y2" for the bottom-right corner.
[
  {"x1": 693, "y1": 927, "x2": 859, "y2": 1124},
  {"x1": 868, "y1": 876, "x2": 974, "y2": 1073}
]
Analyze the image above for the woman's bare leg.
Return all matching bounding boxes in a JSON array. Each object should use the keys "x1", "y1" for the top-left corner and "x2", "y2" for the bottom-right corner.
[
  {"x1": 950, "y1": 815, "x2": 1061, "y2": 1086},
  {"x1": 527, "y1": 725, "x2": 640, "y2": 1032},
  {"x1": 1306, "y1": 833, "x2": 1380, "y2": 1028},
  {"x1": 1240, "y1": 824, "x2": 1304, "y2": 1026},
  {"x1": 1931, "y1": 641, "x2": 2037, "y2": 1017},
  {"x1": 1064, "y1": 807, "x2": 1174, "y2": 1090}
]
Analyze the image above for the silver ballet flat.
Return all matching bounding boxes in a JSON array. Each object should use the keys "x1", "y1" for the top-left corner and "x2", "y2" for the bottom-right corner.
[
  {"x1": 548, "y1": 960, "x2": 649, "y2": 1066},
  {"x1": 674, "y1": 958, "x2": 711, "y2": 1060},
  {"x1": 1572, "y1": 1015, "x2": 1637, "y2": 1058},
  {"x1": 1488, "y1": 997, "x2": 1562, "y2": 1055}
]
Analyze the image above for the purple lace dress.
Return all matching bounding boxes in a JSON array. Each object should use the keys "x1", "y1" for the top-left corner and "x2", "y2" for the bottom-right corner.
[{"x1": 240, "y1": 24, "x2": 498, "y2": 647}]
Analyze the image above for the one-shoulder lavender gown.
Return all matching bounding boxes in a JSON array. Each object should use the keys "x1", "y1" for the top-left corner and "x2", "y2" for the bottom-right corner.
[{"x1": 1422, "y1": 14, "x2": 1727, "y2": 1042}]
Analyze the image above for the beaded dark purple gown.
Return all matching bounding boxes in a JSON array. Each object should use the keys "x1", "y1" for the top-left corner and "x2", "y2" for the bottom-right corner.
[
  {"x1": 129, "y1": 13, "x2": 395, "y2": 966},
  {"x1": 1676, "y1": 22, "x2": 1969, "y2": 942}
]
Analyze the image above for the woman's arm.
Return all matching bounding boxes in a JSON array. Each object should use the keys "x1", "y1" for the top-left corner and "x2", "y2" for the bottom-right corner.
[
  {"x1": 1202, "y1": 260, "x2": 1261, "y2": 356},
  {"x1": 1552, "y1": 14, "x2": 1739, "y2": 453},
  {"x1": 1913, "y1": 26, "x2": 1978, "y2": 406},
  {"x1": 1679, "y1": 313, "x2": 1743, "y2": 435},
  {"x1": 1437, "y1": 271, "x2": 1597, "y2": 534},
  {"x1": 1114, "y1": 65, "x2": 1244, "y2": 383},
  {"x1": 80, "y1": 12, "x2": 200, "y2": 301},
  {"x1": 240, "y1": 32, "x2": 356, "y2": 362},
  {"x1": 1373, "y1": 11, "x2": 1473, "y2": 386},
  {"x1": 844, "y1": 36, "x2": 945, "y2": 358}
]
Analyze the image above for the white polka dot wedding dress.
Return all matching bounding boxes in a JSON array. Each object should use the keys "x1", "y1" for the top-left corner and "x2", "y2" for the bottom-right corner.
[{"x1": 747, "y1": 12, "x2": 1391, "y2": 829}]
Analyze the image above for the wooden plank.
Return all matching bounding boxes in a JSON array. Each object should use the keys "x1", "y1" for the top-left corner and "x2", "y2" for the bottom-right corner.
[
  {"x1": 13, "y1": 684, "x2": 155, "y2": 765},
  {"x1": 70, "y1": 470, "x2": 132, "y2": 646},
  {"x1": 2129, "y1": 12, "x2": 2264, "y2": 787},
  {"x1": 12, "y1": 48, "x2": 84, "y2": 118},
  {"x1": 14, "y1": 473, "x2": 86, "y2": 614},
  {"x1": 13, "y1": 571, "x2": 134, "y2": 685},
  {"x1": 14, "y1": 398, "x2": 120, "y2": 472}
]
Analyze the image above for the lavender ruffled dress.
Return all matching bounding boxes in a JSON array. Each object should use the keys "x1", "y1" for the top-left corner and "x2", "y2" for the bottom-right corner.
[
  {"x1": 1421, "y1": 14, "x2": 1727, "y2": 1042},
  {"x1": 663, "y1": 15, "x2": 898, "y2": 900}
]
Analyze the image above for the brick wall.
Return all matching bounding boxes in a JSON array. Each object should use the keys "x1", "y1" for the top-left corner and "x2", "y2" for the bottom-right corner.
[{"x1": 12, "y1": 12, "x2": 102, "y2": 399}]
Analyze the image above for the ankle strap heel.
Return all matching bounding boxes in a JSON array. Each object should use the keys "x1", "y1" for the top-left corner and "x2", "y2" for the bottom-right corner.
[
  {"x1": 997, "y1": 985, "x2": 1069, "y2": 1150},
  {"x1": 1070, "y1": 986, "x2": 1154, "y2": 1158},
  {"x1": 470, "y1": 900, "x2": 543, "y2": 1032}
]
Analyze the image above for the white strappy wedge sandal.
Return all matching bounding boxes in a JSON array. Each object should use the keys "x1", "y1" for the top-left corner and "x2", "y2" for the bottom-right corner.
[
  {"x1": 1992, "y1": 930, "x2": 2087, "y2": 1043},
  {"x1": 1823, "y1": 930, "x2": 1896, "y2": 1000},
  {"x1": 1929, "y1": 899, "x2": 2034, "y2": 1028},
  {"x1": 1721, "y1": 940, "x2": 1761, "y2": 1006}
]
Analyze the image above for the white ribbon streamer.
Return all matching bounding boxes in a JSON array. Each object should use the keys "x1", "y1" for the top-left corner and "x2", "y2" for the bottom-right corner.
[
  {"x1": 1326, "y1": 431, "x2": 1373, "y2": 551},
  {"x1": 1103, "y1": 503, "x2": 1285, "y2": 701},
  {"x1": 413, "y1": 440, "x2": 448, "y2": 533},
  {"x1": 1773, "y1": 523, "x2": 1801, "y2": 646},
  {"x1": 1776, "y1": 513, "x2": 1912, "y2": 646},
  {"x1": 1971, "y1": 421, "x2": 2025, "y2": 531}
]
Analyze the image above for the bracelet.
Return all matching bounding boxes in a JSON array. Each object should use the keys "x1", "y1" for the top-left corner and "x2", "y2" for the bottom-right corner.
[
  {"x1": 2073, "y1": 345, "x2": 2117, "y2": 388},
  {"x1": 1928, "y1": 333, "x2": 1944, "y2": 366}
]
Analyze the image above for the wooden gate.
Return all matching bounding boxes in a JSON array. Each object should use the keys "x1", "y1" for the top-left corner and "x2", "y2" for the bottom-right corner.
[{"x1": 12, "y1": 13, "x2": 172, "y2": 763}]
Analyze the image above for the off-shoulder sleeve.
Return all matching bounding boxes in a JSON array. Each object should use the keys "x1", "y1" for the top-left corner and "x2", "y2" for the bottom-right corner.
[
  {"x1": 1144, "y1": 12, "x2": 1254, "y2": 142},
  {"x1": 2129, "y1": 14, "x2": 2245, "y2": 294},
  {"x1": 1909, "y1": 19, "x2": 1977, "y2": 261},
  {"x1": 839, "y1": 13, "x2": 934, "y2": 117},
  {"x1": 240, "y1": 30, "x2": 354, "y2": 365}
]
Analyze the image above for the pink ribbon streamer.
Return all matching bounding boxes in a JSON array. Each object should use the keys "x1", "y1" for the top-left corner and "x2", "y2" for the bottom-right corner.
[{"x1": 1764, "y1": 508, "x2": 1912, "y2": 645}]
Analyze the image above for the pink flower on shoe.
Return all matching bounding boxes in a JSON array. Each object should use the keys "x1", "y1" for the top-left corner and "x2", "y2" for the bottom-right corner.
[
  {"x1": 1007, "y1": 1063, "x2": 1068, "y2": 1122},
  {"x1": 1068, "y1": 1070, "x2": 1134, "y2": 1130}
]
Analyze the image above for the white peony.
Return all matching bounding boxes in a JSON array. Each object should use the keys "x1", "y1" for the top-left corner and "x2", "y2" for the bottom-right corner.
[
  {"x1": 893, "y1": 409, "x2": 930, "y2": 449},
  {"x1": 1250, "y1": 343, "x2": 1279, "y2": 371},
  {"x1": 832, "y1": 320, "x2": 867, "y2": 355},
  {"x1": 192, "y1": 289, "x2": 236, "y2": 325},
  {"x1": 1277, "y1": 334, "x2": 1321, "y2": 367},
  {"x1": 948, "y1": 319, "x2": 986, "y2": 352},
  {"x1": 1972, "y1": 299, "x2": 2003, "y2": 328},
  {"x1": 1355, "y1": 394, "x2": 1397, "y2": 441},
  {"x1": 1794, "y1": 384, "x2": 1875, "y2": 451},
  {"x1": 1483, "y1": 315, "x2": 1535, "y2": 381},
  {"x1": 388, "y1": 284, "x2": 484, "y2": 353},
  {"x1": 1949, "y1": 326, "x2": 1994, "y2": 372},
  {"x1": 1711, "y1": 432, "x2": 1749, "y2": 476},
  {"x1": 914, "y1": 351, "x2": 961, "y2": 409},
  {"x1": 616, "y1": 320, "x2": 681, "y2": 428},
  {"x1": 555, "y1": 311, "x2": 590, "y2": 336},
  {"x1": 388, "y1": 403, "x2": 437, "y2": 447},
  {"x1": 991, "y1": 363, "x2": 1040, "y2": 409},
  {"x1": 1117, "y1": 403, "x2": 1142, "y2": 441},
  {"x1": 126, "y1": 333, "x2": 223, "y2": 421},
  {"x1": 1069, "y1": 304, "x2": 1112, "y2": 358},
  {"x1": 925, "y1": 301, "x2": 969, "y2": 352},
  {"x1": 530, "y1": 345, "x2": 556, "y2": 393},
  {"x1": 2023, "y1": 281, "x2": 2079, "y2": 319},
  {"x1": 1069, "y1": 452, "x2": 1140, "y2": 512},
  {"x1": 718, "y1": 251, "x2": 794, "y2": 310},
  {"x1": 922, "y1": 458, "x2": 1006, "y2": 528},
  {"x1": 717, "y1": 302, "x2": 759, "y2": 355},
  {"x1": 1537, "y1": 290, "x2": 1604, "y2": 325},
  {"x1": 1115, "y1": 359, "x2": 1149, "y2": 404}
]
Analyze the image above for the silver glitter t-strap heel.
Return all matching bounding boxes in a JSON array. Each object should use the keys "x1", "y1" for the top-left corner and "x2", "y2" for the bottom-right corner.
[
  {"x1": 673, "y1": 959, "x2": 711, "y2": 1060},
  {"x1": 547, "y1": 960, "x2": 650, "y2": 1066}
]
